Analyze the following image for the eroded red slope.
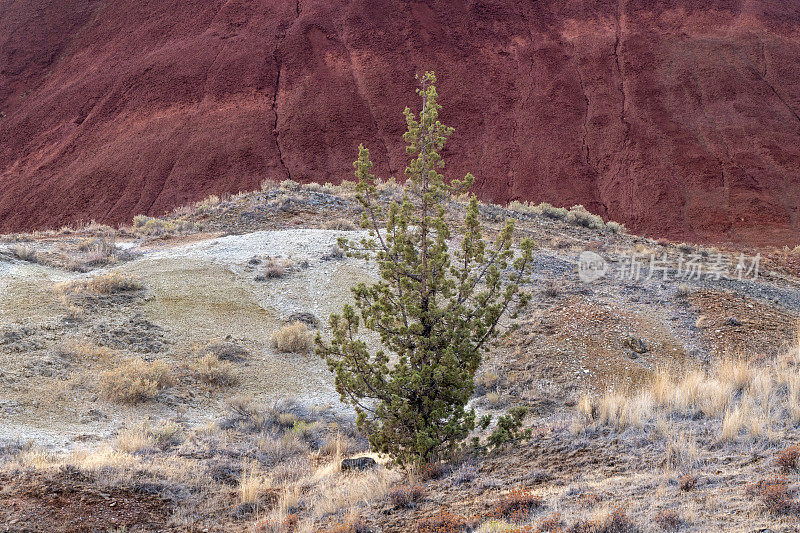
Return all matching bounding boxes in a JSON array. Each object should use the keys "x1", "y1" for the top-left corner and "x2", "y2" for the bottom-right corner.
[{"x1": 1, "y1": 0, "x2": 799, "y2": 245}]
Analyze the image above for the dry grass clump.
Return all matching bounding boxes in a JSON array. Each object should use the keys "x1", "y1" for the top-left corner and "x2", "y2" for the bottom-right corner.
[
  {"x1": 189, "y1": 354, "x2": 238, "y2": 387},
  {"x1": 324, "y1": 218, "x2": 358, "y2": 231},
  {"x1": 271, "y1": 322, "x2": 314, "y2": 353},
  {"x1": 566, "y1": 507, "x2": 637, "y2": 533},
  {"x1": 239, "y1": 463, "x2": 269, "y2": 506},
  {"x1": 581, "y1": 352, "x2": 800, "y2": 442},
  {"x1": 57, "y1": 341, "x2": 115, "y2": 363},
  {"x1": 195, "y1": 194, "x2": 221, "y2": 211},
  {"x1": 488, "y1": 489, "x2": 544, "y2": 522},
  {"x1": 653, "y1": 508, "x2": 685, "y2": 531},
  {"x1": 99, "y1": 358, "x2": 173, "y2": 403},
  {"x1": 66, "y1": 236, "x2": 129, "y2": 270},
  {"x1": 255, "y1": 258, "x2": 292, "y2": 281},
  {"x1": 55, "y1": 271, "x2": 143, "y2": 297},
  {"x1": 10, "y1": 244, "x2": 40, "y2": 262},
  {"x1": 132, "y1": 215, "x2": 194, "y2": 236},
  {"x1": 389, "y1": 483, "x2": 424, "y2": 508},
  {"x1": 115, "y1": 421, "x2": 183, "y2": 453}
]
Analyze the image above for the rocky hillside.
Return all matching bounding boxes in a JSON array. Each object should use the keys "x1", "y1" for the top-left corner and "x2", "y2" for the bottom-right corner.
[
  {"x1": 0, "y1": 182, "x2": 799, "y2": 531},
  {"x1": 1, "y1": 0, "x2": 800, "y2": 246}
]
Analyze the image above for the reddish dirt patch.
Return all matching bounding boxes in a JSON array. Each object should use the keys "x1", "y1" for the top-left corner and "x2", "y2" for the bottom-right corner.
[
  {"x1": 0, "y1": 469, "x2": 171, "y2": 532},
  {"x1": 690, "y1": 290, "x2": 799, "y2": 358},
  {"x1": 2, "y1": 1, "x2": 800, "y2": 246}
]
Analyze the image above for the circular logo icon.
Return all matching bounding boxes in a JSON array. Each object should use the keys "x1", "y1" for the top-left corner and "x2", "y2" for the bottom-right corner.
[{"x1": 578, "y1": 251, "x2": 608, "y2": 283}]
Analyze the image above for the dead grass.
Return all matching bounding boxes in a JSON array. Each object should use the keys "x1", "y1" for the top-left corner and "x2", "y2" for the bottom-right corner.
[
  {"x1": 581, "y1": 352, "x2": 799, "y2": 443},
  {"x1": 255, "y1": 258, "x2": 291, "y2": 281},
  {"x1": 99, "y1": 358, "x2": 173, "y2": 403},
  {"x1": 188, "y1": 354, "x2": 239, "y2": 386},
  {"x1": 271, "y1": 322, "x2": 314, "y2": 354},
  {"x1": 55, "y1": 271, "x2": 143, "y2": 298},
  {"x1": 239, "y1": 463, "x2": 269, "y2": 506},
  {"x1": 324, "y1": 219, "x2": 358, "y2": 231}
]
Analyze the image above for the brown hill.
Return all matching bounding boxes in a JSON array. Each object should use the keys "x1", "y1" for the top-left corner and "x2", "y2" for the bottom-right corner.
[{"x1": 1, "y1": 0, "x2": 799, "y2": 246}]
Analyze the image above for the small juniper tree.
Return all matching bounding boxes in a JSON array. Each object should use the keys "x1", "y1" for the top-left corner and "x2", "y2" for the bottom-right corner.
[{"x1": 316, "y1": 71, "x2": 533, "y2": 465}]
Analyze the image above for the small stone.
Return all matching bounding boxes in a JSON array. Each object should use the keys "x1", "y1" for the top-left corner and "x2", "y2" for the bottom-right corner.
[
  {"x1": 341, "y1": 457, "x2": 377, "y2": 471},
  {"x1": 624, "y1": 335, "x2": 647, "y2": 354},
  {"x1": 724, "y1": 316, "x2": 741, "y2": 326}
]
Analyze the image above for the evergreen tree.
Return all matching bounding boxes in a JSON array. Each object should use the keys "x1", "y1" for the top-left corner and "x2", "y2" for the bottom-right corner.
[{"x1": 316, "y1": 71, "x2": 533, "y2": 465}]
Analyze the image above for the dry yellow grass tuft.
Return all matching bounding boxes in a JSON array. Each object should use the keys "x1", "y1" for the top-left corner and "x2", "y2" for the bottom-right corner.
[
  {"x1": 99, "y1": 358, "x2": 173, "y2": 403},
  {"x1": 189, "y1": 354, "x2": 238, "y2": 386},
  {"x1": 271, "y1": 321, "x2": 314, "y2": 353},
  {"x1": 582, "y1": 352, "x2": 800, "y2": 443},
  {"x1": 239, "y1": 463, "x2": 269, "y2": 506},
  {"x1": 55, "y1": 271, "x2": 143, "y2": 298}
]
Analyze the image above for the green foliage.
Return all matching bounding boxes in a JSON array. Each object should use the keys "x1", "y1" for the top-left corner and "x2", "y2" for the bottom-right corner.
[
  {"x1": 316, "y1": 71, "x2": 534, "y2": 466},
  {"x1": 484, "y1": 406, "x2": 533, "y2": 452}
]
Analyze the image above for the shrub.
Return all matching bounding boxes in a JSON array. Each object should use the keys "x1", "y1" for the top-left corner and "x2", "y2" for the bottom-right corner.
[
  {"x1": 536, "y1": 513, "x2": 564, "y2": 532},
  {"x1": 747, "y1": 476, "x2": 798, "y2": 515},
  {"x1": 482, "y1": 407, "x2": 533, "y2": 452},
  {"x1": 56, "y1": 271, "x2": 143, "y2": 297},
  {"x1": 11, "y1": 244, "x2": 39, "y2": 263},
  {"x1": 654, "y1": 509, "x2": 684, "y2": 531},
  {"x1": 606, "y1": 221, "x2": 626, "y2": 234},
  {"x1": 272, "y1": 322, "x2": 313, "y2": 353},
  {"x1": 255, "y1": 258, "x2": 290, "y2": 280},
  {"x1": 99, "y1": 359, "x2": 172, "y2": 403},
  {"x1": 538, "y1": 203, "x2": 568, "y2": 220},
  {"x1": 325, "y1": 219, "x2": 358, "y2": 231},
  {"x1": 419, "y1": 462, "x2": 446, "y2": 481},
  {"x1": 389, "y1": 484, "x2": 424, "y2": 508},
  {"x1": 133, "y1": 214, "x2": 150, "y2": 228},
  {"x1": 322, "y1": 245, "x2": 345, "y2": 261},
  {"x1": 418, "y1": 511, "x2": 469, "y2": 533},
  {"x1": 566, "y1": 507, "x2": 637, "y2": 533},
  {"x1": 777, "y1": 446, "x2": 800, "y2": 474},
  {"x1": 566, "y1": 205, "x2": 605, "y2": 230},
  {"x1": 280, "y1": 179, "x2": 301, "y2": 191},
  {"x1": 491, "y1": 488, "x2": 543, "y2": 521},
  {"x1": 190, "y1": 354, "x2": 238, "y2": 386}
]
